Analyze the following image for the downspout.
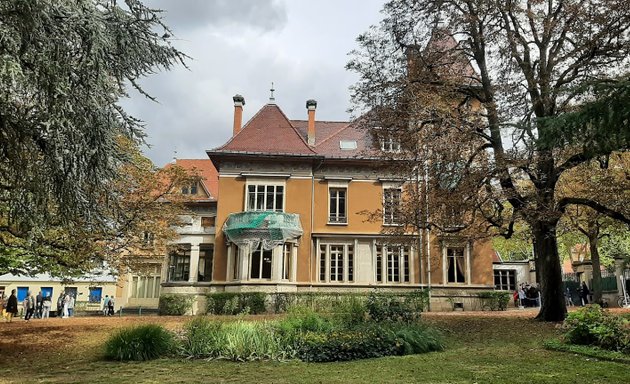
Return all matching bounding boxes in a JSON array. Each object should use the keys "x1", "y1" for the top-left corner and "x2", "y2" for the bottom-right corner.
[{"x1": 425, "y1": 158, "x2": 432, "y2": 312}]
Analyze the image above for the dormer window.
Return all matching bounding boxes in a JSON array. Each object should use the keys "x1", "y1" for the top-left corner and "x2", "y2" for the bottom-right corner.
[
  {"x1": 380, "y1": 136, "x2": 401, "y2": 152},
  {"x1": 339, "y1": 140, "x2": 357, "y2": 150},
  {"x1": 182, "y1": 183, "x2": 198, "y2": 195}
]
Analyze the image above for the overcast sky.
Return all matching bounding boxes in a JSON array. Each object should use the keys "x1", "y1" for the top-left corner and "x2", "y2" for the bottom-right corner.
[{"x1": 121, "y1": 0, "x2": 386, "y2": 166}]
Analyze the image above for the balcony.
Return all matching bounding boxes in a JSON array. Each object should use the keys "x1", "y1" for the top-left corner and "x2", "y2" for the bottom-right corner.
[{"x1": 223, "y1": 212, "x2": 303, "y2": 249}]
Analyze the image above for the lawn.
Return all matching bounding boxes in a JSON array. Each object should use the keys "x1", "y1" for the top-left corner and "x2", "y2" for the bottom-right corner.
[{"x1": 0, "y1": 309, "x2": 628, "y2": 384}]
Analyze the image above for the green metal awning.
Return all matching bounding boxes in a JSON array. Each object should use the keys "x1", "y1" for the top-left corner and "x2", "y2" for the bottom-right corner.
[{"x1": 223, "y1": 212, "x2": 303, "y2": 250}]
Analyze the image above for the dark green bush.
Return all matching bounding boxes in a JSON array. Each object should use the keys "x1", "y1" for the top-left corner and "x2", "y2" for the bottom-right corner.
[
  {"x1": 366, "y1": 290, "x2": 420, "y2": 323},
  {"x1": 206, "y1": 292, "x2": 267, "y2": 315},
  {"x1": 296, "y1": 328, "x2": 398, "y2": 362},
  {"x1": 104, "y1": 324, "x2": 174, "y2": 361},
  {"x1": 295, "y1": 322, "x2": 443, "y2": 362},
  {"x1": 478, "y1": 291, "x2": 511, "y2": 311},
  {"x1": 158, "y1": 294, "x2": 194, "y2": 316},
  {"x1": 562, "y1": 305, "x2": 630, "y2": 353}
]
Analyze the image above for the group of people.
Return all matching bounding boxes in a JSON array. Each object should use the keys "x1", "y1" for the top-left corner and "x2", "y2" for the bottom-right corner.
[
  {"x1": 514, "y1": 283, "x2": 541, "y2": 308},
  {"x1": 0, "y1": 289, "x2": 79, "y2": 321},
  {"x1": 565, "y1": 281, "x2": 591, "y2": 306},
  {"x1": 102, "y1": 295, "x2": 115, "y2": 316}
]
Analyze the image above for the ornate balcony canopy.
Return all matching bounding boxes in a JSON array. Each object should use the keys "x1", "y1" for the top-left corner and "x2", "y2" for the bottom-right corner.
[{"x1": 222, "y1": 212, "x2": 303, "y2": 250}]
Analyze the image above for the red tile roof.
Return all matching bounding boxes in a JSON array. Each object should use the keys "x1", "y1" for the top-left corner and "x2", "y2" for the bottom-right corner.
[
  {"x1": 210, "y1": 103, "x2": 375, "y2": 161},
  {"x1": 216, "y1": 104, "x2": 316, "y2": 155},
  {"x1": 164, "y1": 159, "x2": 218, "y2": 200}
]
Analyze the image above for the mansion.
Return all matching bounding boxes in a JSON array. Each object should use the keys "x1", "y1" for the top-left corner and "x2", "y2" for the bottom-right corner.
[{"x1": 137, "y1": 94, "x2": 496, "y2": 313}]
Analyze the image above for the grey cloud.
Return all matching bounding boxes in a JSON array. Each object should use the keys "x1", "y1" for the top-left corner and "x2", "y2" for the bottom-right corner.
[{"x1": 147, "y1": 0, "x2": 288, "y2": 33}]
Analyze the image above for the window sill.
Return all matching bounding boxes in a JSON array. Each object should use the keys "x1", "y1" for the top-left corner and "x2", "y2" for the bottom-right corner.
[
  {"x1": 327, "y1": 222, "x2": 348, "y2": 226},
  {"x1": 383, "y1": 223, "x2": 403, "y2": 227}
]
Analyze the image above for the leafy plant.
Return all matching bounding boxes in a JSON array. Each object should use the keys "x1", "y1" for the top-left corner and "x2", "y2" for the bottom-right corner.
[
  {"x1": 158, "y1": 294, "x2": 194, "y2": 316},
  {"x1": 561, "y1": 305, "x2": 630, "y2": 353},
  {"x1": 178, "y1": 316, "x2": 222, "y2": 358},
  {"x1": 206, "y1": 292, "x2": 267, "y2": 315},
  {"x1": 366, "y1": 290, "x2": 420, "y2": 323},
  {"x1": 104, "y1": 324, "x2": 174, "y2": 361},
  {"x1": 478, "y1": 291, "x2": 511, "y2": 311}
]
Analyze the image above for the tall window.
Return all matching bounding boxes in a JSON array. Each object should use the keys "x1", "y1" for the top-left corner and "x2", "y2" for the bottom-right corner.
[
  {"x1": 168, "y1": 247, "x2": 190, "y2": 281},
  {"x1": 198, "y1": 245, "x2": 214, "y2": 282},
  {"x1": 131, "y1": 267, "x2": 161, "y2": 299},
  {"x1": 282, "y1": 243, "x2": 292, "y2": 280},
  {"x1": 447, "y1": 247, "x2": 466, "y2": 283},
  {"x1": 247, "y1": 185, "x2": 284, "y2": 211},
  {"x1": 494, "y1": 270, "x2": 516, "y2": 291},
  {"x1": 250, "y1": 244, "x2": 273, "y2": 279},
  {"x1": 329, "y1": 188, "x2": 347, "y2": 224},
  {"x1": 383, "y1": 188, "x2": 402, "y2": 225},
  {"x1": 319, "y1": 244, "x2": 354, "y2": 283},
  {"x1": 376, "y1": 245, "x2": 410, "y2": 283}
]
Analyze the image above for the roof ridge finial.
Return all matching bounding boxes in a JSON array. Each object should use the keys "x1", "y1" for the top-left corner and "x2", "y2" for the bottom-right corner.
[{"x1": 269, "y1": 82, "x2": 275, "y2": 104}]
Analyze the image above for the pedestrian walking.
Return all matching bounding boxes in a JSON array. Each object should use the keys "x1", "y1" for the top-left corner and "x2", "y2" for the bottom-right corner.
[
  {"x1": 24, "y1": 291, "x2": 35, "y2": 321},
  {"x1": 4, "y1": 289, "x2": 19, "y2": 322},
  {"x1": 102, "y1": 295, "x2": 110, "y2": 316},
  {"x1": 581, "y1": 282, "x2": 590, "y2": 306}
]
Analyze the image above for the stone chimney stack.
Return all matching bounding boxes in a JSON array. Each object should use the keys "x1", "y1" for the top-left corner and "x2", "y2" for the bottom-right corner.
[
  {"x1": 233, "y1": 94, "x2": 245, "y2": 136},
  {"x1": 306, "y1": 99, "x2": 317, "y2": 146}
]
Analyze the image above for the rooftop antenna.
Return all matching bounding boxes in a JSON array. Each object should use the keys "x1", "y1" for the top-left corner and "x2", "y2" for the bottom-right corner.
[
  {"x1": 269, "y1": 82, "x2": 275, "y2": 104},
  {"x1": 172, "y1": 150, "x2": 177, "y2": 164}
]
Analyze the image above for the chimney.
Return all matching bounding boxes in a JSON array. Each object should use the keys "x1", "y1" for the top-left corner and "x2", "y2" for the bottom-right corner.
[
  {"x1": 232, "y1": 94, "x2": 245, "y2": 136},
  {"x1": 306, "y1": 99, "x2": 317, "y2": 146}
]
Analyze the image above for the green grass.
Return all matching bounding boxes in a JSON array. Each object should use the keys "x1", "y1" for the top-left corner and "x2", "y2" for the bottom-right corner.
[{"x1": 0, "y1": 314, "x2": 629, "y2": 383}]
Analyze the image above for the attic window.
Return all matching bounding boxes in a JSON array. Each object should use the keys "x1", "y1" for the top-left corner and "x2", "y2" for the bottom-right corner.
[{"x1": 339, "y1": 140, "x2": 357, "y2": 150}]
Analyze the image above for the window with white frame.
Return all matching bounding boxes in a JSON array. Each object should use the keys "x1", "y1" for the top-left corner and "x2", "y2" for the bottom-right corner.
[
  {"x1": 246, "y1": 184, "x2": 284, "y2": 211},
  {"x1": 198, "y1": 244, "x2": 214, "y2": 282},
  {"x1": 383, "y1": 187, "x2": 402, "y2": 225},
  {"x1": 494, "y1": 269, "x2": 516, "y2": 291},
  {"x1": 329, "y1": 187, "x2": 347, "y2": 224},
  {"x1": 250, "y1": 244, "x2": 273, "y2": 279},
  {"x1": 319, "y1": 243, "x2": 354, "y2": 283},
  {"x1": 380, "y1": 135, "x2": 401, "y2": 152},
  {"x1": 131, "y1": 266, "x2": 161, "y2": 298},
  {"x1": 376, "y1": 245, "x2": 410, "y2": 283},
  {"x1": 282, "y1": 243, "x2": 292, "y2": 280},
  {"x1": 168, "y1": 247, "x2": 190, "y2": 281},
  {"x1": 446, "y1": 246, "x2": 466, "y2": 283}
]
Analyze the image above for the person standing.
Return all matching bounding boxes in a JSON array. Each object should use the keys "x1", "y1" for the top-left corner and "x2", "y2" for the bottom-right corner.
[
  {"x1": 56, "y1": 293, "x2": 64, "y2": 317},
  {"x1": 62, "y1": 294, "x2": 69, "y2": 318},
  {"x1": 108, "y1": 296, "x2": 115, "y2": 316},
  {"x1": 24, "y1": 291, "x2": 35, "y2": 321},
  {"x1": 102, "y1": 295, "x2": 110, "y2": 316},
  {"x1": 35, "y1": 291, "x2": 43, "y2": 319},
  {"x1": 5, "y1": 289, "x2": 19, "y2": 322},
  {"x1": 581, "y1": 282, "x2": 590, "y2": 306},
  {"x1": 42, "y1": 293, "x2": 52, "y2": 319},
  {"x1": 67, "y1": 294, "x2": 75, "y2": 317}
]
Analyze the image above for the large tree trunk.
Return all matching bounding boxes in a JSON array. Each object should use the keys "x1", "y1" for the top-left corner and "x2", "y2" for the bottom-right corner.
[
  {"x1": 588, "y1": 233, "x2": 603, "y2": 304},
  {"x1": 532, "y1": 221, "x2": 567, "y2": 321}
]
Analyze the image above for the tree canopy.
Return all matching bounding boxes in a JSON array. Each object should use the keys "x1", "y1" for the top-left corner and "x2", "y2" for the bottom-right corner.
[
  {"x1": 348, "y1": 0, "x2": 630, "y2": 321},
  {"x1": 0, "y1": 0, "x2": 186, "y2": 275}
]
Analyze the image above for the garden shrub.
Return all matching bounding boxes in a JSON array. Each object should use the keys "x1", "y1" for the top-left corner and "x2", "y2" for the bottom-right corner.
[
  {"x1": 295, "y1": 322, "x2": 443, "y2": 362},
  {"x1": 104, "y1": 324, "x2": 174, "y2": 361},
  {"x1": 562, "y1": 305, "x2": 630, "y2": 353},
  {"x1": 179, "y1": 316, "x2": 222, "y2": 358},
  {"x1": 366, "y1": 290, "x2": 420, "y2": 323},
  {"x1": 478, "y1": 291, "x2": 511, "y2": 311},
  {"x1": 158, "y1": 294, "x2": 194, "y2": 316},
  {"x1": 206, "y1": 292, "x2": 267, "y2": 315},
  {"x1": 296, "y1": 327, "x2": 399, "y2": 362}
]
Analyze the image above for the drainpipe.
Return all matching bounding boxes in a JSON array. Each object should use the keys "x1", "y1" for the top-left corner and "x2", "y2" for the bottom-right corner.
[{"x1": 425, "y1": 158, "x2": 432, "y2": 312}]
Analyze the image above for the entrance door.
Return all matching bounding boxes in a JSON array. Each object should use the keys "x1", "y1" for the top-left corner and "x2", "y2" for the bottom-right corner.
[{"x1": 64, "y1": 287, "x2": 78, "y2": 299}]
